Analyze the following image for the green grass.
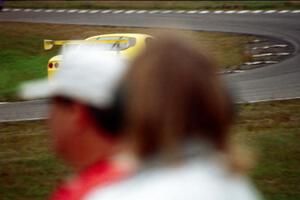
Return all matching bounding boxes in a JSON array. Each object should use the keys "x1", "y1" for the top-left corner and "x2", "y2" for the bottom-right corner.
[
  {"x1": 4, "y1": 1, "x2": 300, "y2": 10},
  {"x1": 0, "y1": 121, "x2": 69, "y2": 200},
  {"x1": 234, "y1": 100, "x2": 300, "y2": 200},
  {"x1": 0, "y1": 22, "x2": 254, "y2": 101},
  {"x1": 0, "y1": 99, "x2": 299, "y2": 200}
]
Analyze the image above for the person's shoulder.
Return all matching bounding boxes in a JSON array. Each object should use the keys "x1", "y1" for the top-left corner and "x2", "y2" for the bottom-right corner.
[
  {"x1": 51, "y1": 160, "x2": 129, "y2": 200},
  {"x1": 84, "y1": 160, "x2": 262, "y2": 200}
]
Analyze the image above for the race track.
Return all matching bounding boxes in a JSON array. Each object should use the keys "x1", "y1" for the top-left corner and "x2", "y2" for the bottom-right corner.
[{"x1": 0, "y1": 9, "x2": 300, "y2": 121}]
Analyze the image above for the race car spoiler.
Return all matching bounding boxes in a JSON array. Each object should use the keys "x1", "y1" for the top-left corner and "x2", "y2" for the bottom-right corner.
[{"x1": 43, "y1": 39, "x2": 129, "y2": 50}]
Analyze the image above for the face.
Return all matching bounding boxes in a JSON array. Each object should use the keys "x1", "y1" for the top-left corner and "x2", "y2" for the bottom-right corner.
[
  {"x1": 48, "y1": 98, "x2": 78, "y2": 160},
  {"x1": 48, "y1": 97, "x2": 124, "y2": 169}
]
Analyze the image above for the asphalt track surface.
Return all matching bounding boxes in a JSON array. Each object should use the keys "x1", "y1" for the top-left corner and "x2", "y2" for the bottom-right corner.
[{"x1": 0, "y1": 9, "x2": 300, "y2": 122}]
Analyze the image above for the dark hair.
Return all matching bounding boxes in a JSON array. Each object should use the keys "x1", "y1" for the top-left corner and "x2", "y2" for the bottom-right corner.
[
  {"x1": 124, "y1": 34, "x2": 235, "y2": 159},
  {"x1": 88, "y1": 88, "x2": 125, "y2": 135},
  {"x1": 53, "y1": 93, "x2": 125, "y2": 136}
]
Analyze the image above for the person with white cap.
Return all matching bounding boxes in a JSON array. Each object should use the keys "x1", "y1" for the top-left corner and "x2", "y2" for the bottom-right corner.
[
  {"x1": 20, "y1": 35, "x2": 262, "y2": 200},
  {"x1": 20, "y1": 46, "x2": 134, "y2": 200}
]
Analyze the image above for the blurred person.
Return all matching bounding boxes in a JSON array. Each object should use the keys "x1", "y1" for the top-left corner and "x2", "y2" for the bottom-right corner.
[
  {"x1": 20, "y1": 47, "x2": 135, "y2": 200},
  {"x1": 83, "y1": 34, "x2": 262, "y2": 200}
]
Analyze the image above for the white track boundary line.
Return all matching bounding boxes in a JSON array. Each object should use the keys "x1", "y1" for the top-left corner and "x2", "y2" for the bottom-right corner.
[
  {"x1": 0, "y1": 117, "x2": 47, "y2": 123},
  {"x1": 292, "y1": 10, "x2": 300, "y2": 13},
  {"x1": 0, "y1": 99, "x2": 47, "y2": 105},
  {"x1": 237, "y1": 97, "x2": 300, "y2": 104},
  {"x1": 252, "y1": 10, "x2": 263, "y2": 14},
  {"x1": 33, "y1": 9, "x2": 42, "y2": 12},
  {"x1": 45, "y1": 9, "x2": 54, "y2": 13},
  {"x1": 175, "y1": 10, "x2": 185, "y2": 14},
  {"x1": 56, "y1": 9, "x2": 65, "y2": 13},
  {"x1": 187, "y1": 10, "x2": 197, "y2": 14},
  {"x1": 225, "y1": 10, "x2": 236, "y2": 14},
  {"x1": 136, "y1": 10, "x2": 146, "y2": 14},
  {"x1": 3, "y1": 8, "x2": 300, "y2": 15},
  {"x1": 113, "y1": 10, "x2": 124, "y2": 14},
  {"x1": 89, "y1": 10, "x2": 99, "y2": 14},
  {"x1": 252, "y1": 44, "x2": 288, "y2": 50},
  {"x1": 101, "y1": 9, "x2": 112, "y2": 14},
  {"x1": 124, "y1": 10, "x2": 136, "y2": 14},
  {"x1": 148, "y1": 10, "x2": 159, "y2": 14},
  {"x1": 198, "y1": 10, "x2": 210, "y2": 14},
  {"x1": 78, "y1": 9, "x2": 89, "y2": 14},
  {"x1": 279, "y1": 10, "x2": 289, "y2": 13},
  {"x1": 238, "y1": 10, "x2": 250, "y2": 14},
  {"x1": 161, "y1": 10, "x2": 172, "y2": 14},
  {"x1": 253, "y1": 52, "x2": 291, "y2": 57},
  {"x1": 67, "y1": 9, "x2": 78, "y2": 13},
  {"x1": 264, "y1": 10, "x2": 276, "y2": 14},
  {"x1": 214, "y1": 10, "x2": 224, "y2": 14}
]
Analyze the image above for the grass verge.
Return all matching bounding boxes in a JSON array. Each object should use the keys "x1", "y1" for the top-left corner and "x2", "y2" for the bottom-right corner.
[
  {"x1": 0, "y1": 121, "x2": 69, "y2": 200},
  {"x1": 4, "y1": 1, "x2": 300, "y2": 10},
  {"x1": 0, "y1": 22, "x2": 254, "y2": 101},
  {"x1": 234, "y1": 100, "x2": 300, "y2": 200},
  {"x1": 0, "y1": 99, "x2": 299, "y2": 200}
]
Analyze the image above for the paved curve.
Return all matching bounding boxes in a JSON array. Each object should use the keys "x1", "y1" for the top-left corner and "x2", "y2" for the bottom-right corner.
[{"x1": 0, "y1": 10, "x2": 300, "y2": 121}]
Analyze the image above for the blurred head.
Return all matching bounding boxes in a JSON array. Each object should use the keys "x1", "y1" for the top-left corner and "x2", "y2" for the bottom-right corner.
[
  {"x1": 20, "y1": 46, "x2": 128, "y2": 169},
  {"x1": 48, "y1": 96, "x2": 123, "y2": 169},
  {"x1": 124, "y1": 34, "x2": 235, "y2": 161}
]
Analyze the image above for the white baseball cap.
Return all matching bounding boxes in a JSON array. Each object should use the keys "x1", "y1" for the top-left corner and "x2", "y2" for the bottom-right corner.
[{"x1": 20, "y1": 46, "x2": 128, "y2": 109}]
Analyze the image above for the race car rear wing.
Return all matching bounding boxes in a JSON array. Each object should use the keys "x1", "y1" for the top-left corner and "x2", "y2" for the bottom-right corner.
[{"x1": 43, "y1": 39, "x2": 129, "y2": 50}]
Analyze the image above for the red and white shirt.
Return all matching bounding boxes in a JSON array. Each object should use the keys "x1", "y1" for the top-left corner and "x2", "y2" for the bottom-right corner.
[{"x1": 50, "y1": 160, "x2": 130, "y2": 200}]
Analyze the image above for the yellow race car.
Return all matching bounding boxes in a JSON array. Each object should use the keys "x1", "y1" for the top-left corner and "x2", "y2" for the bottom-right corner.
[{"x1": 44, "y1": 33, "x2": 153, "y2": 79}]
